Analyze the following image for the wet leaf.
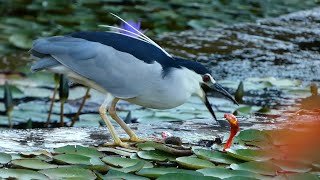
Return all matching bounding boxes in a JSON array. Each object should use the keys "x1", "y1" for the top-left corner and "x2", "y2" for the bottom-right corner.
[
  {"x1": 137, "y1": 150, "x2": 176, "y2": 161},
  {"x1": 176, "y1": 156, "x2": 215, "y2": 169},
  {"x1": 53, "y1": 154, "x2": 104, "y2": 165},
  {"x1": 230, "y1": 161, "x2": 280, "y2": 176},
  {"x1": 272, "y1": 160, "x2": 312, "y2": 173},
  {"x1": 285, "y1": 173, "x2": 319, "y2": 180},
  {"x1": 11, "y1": 159, "x2": 58, "y2": 170},
  {"x1": 157, "y1": 173, "x2": 218, "y2": 180},
  {"x1": 0, "y1": 152, "x2": 12, "y2": 164},
  {"x1": 0, "y1": 169, "x2": 49, "y2": 180},
  {"x1": 102, "y1": 156, "x2": 153, "y2": 169},
  {"x1": 103, "y1": 169, "x2": 149, "y2": 180},
  {"x1": 194, "y1": 149, "x2": 243, "y2": 164},
  {"x1": 97, "y1": 147, "x2": 134, "y2": 157},
  {"x1": 237, "y1": 129, "x2": 272, "y2": 142},
  {"x1": 197, "y1": 167, "x2": 262, "y2": 179},
  {"x1": 226, "y1": 149, "x2": 274, "y2": 161},
  {"x1": 137, "y1": 168, "x2": 203, "y2": 178},
  {"x1": 39, "y1": 167, "x2": 96, "y2": 180},
  {"x1": 223, "y1": 176, "x2": 260, "y2": 180},
  {"x1": 54, "y1": 145, "x2": 103, "y2": 157}
]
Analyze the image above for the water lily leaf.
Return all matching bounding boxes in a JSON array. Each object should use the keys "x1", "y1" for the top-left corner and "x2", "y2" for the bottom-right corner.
[
  {"x1": 237, "y1": 129, "x2": 272, "y2": 143},
  {"x1": 53, "y1": 154, "x2": 104, "y2": 165},
  {"x1": 137, "y1": 150, "x2": 176, "y2": 161},
  {"x1": 194, "y1": 149, "x2": 243, "y2": 164},
  {"x1": 39, "y1": 167, "x2": 96, "y2": 180},
  {"x1": 176, "y1": 156, "x2": 215, "y2": 169},
  {"x1": 272, "y1": 160, "x2": 312, "y2": 173},
  {"x1": 226, "y1": 149, "x2": 274, "y2": 161},
  {"x1": 117, "y1": 161, "x2": 145, "y2": 173},
  {"x1": 0, "y1": 152, "x2": 12, "y2": 164},
  {"x1": 136, "y1": 168, "x2": 203, "y2": 178},
  {"x1": 197, "y1": 167, "x2": 262, "y2": 179},
  {"x1": 54, "y1": 145, "x2": 103, "y2": 157},
  {"x1": 9, "y1": 34, "x2": 33, "y2": 49},
  {"x1": 0, "y1": 169, "x2": 49, "y2": 180},
  {"x1": 11, "y1": 159, "x2": 58, "y2": 170},
  {"x1": 103, "y1": 169, "x2": 149, "y2": 180},
  {"x1": 234, "y1": 106, "x2": 252, "y2": 115},
  {"x1": 97, "y1": 147, "x2": 134, "y2": 157},
  {"x1": 230, "y1": 161, "x2": 280, "y2": 176},
  {"x1": 102, "y1": 156, "x2": 153, "y2": 169},
  {"x1": 285, "y1": 173, "x2": 319, "y2": 180},
  {"x1": 223, "y1": 176, "x2": 260, "y2": 180},
  {"x1": 157, "y1": 173, "x2": 218, "y2": 180}
]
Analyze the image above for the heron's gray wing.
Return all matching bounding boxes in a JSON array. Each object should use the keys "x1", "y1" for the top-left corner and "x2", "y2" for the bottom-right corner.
[{"x1": 32, "y1": 36, "x2": 159, "y2": 98}]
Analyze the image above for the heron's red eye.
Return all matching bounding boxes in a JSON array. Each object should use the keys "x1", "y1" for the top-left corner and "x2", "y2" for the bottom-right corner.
[{"x1": 202, "y1": 74, "x2": 210, "y2": 82}]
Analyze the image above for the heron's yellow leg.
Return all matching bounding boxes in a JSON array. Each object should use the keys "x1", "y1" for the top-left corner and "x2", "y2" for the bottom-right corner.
[
  {"x1": 109, "y1": 98, "x2": 147, "y2": 142},
  {"x1": 99, "y1": 95, "x2": 129, "y2": 148}
]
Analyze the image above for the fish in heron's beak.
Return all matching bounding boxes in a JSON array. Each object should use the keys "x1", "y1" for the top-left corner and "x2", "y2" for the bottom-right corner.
[
  {"x1": 201, "y1": 82, "x2": 238, "y2": 121},
  {"x1": 223, "y1": 113, "x2": 240, "y2": 151}
]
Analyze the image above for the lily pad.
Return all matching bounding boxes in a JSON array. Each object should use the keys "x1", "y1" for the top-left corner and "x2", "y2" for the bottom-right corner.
[
  {"x1": 103, "y1": 169, "x2": 149, "y2": 180},
  {"x1": 53, "y1": 154, "x2": 104, "y2": 165},
  {"x1": 137, "y1": 150, "x2": 176, "y2": 161},
  {"x1": 136, "y1": 168, "x2": 203, "y2": 178},
  {"x1": 97, "y1": 147, "x2": 134, "y2": 157},
  {"x1": 39, "y1": 167, "x2": 96, "y2": 180},
  {"x1": 286, "y1": 173, "x2": 319, "y2": 180},
  {"x1": 54, "y1": 145, "x2": 103, "y2": 157},
  {"x1": 230, "y1": 161, "x2": 280, "y2": 176},
  {"x1": 157, "y1": 173, "x2": 218, "y2": 180},
  {"x1": 197, "y1": 167, "x2": 262, "y2": 179},
  {"x1": 272, "y1": 160, "x2": 312, "y2": 173},
  {"x1": 176, "y1": 156, "x2": 215, "y2": 169},
  {"x1": 12, "y1": 159, "x2": 58, "y2": 170},
  {"x1": 102, "y1": 156, "x2": 153, "y2": 169},
  {"x1": 194, "y1": 149, "x2": 243, "y2": 164},
  {"x1": 226, "y1": 149, "x2": 274, "y2": 161},
  {"x1": 237, "y1": 129, "x2": 271, "y2": 143},
  {"x1": 0, "y1": 169, "x2": 49, "y2": 180},
  {"x1": 0, "y1": 152, "x2": 12, "y2": 164}
]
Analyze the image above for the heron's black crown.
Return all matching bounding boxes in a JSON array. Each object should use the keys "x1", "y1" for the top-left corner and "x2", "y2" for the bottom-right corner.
[{"x1": 71, "y1": 32, "x2": 211, "y2": 76}]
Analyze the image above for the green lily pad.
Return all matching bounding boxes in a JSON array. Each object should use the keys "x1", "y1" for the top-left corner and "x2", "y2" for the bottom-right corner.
[
  {"x1": 230, "y1": 161, "x2": 280, "y2": 176},
  {"x1": 272, "y1": 160, "x2": 312, "y2": 173},
  {"x1": 237, "y1": 129, "x2": 271, "y2": 143},
  {"x1": 39, "y1": 167, "x2": 96, "y2": 180},
  {"x1": 197, "y1": 167, "x2": 262, "y2": 179},
  {"x1": 176, "y1": 157, "x2": 215, "y2": 169},
  {"x1": 53, "y1": 154, "x2": 104, "y2": 165},
  {"x1": 137, "y1": 168, "x2": 203, "y2": 178},
  {"x1": 226, "y1": 149, "x2": 274, "y2": 161},
  {"x1": 97, "y1": 147, "x2": 134, "y2": 157},
  {"x1": 0, "y1": 152, "x2": 12, "y2": 164},
  {"x1": 102, "y1": 156, "x2": 153, "y2": 169},
  {"x1": 0, "y1": 169, "x2": 49, "y2": 180},
  {"x1": 194, "y1": 149, "x2": 243, "y2": 164},
  {"x1": 9, "y1": 34, "x2": 32, "y2": 49},
  {"x1": 223, "y1": 176, "x2": 260, "y2": 180},
  {"x1": 54, "y1": 145, "x2": 103, "y2": 157},
  {"x1": 157, "y1": 173, "x2": 218, "y2": 180},
  {"x1": 11, "y1": 159, "x2": 58, "y2": 170},
  {"x1": 137, "y1": 150, "x2": 176, "y2": 161},
  {"x1": 103, "y1": 169, "x2": 149, "y2": 180},
  {"x1": 286, "y1": 173, "x2": 319, "y2": 180},
  {"x1": 117, "y1": 161, "x2": 145, "y2": 173}
]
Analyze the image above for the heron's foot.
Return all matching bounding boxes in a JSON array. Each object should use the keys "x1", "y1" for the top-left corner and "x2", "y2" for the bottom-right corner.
[{"x1": 103, "y1": 141, "x2": 130, "y2": 149}]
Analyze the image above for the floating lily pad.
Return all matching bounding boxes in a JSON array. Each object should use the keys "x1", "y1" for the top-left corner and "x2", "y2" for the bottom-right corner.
[
  {"x1": 230, "y1": 161, "x2": 280, "y2": 176},
  {"x1": 194, "y1": 149, "x2": 243, "y2": 164},
  {"x1": 136, "y1": 168, "x2": 203, "y2": 178},
  {"x1": 102, "y1": 156, "x2": 152, "y2": 169},
  {"x1": 0, "y1": 152, "x2": 12, "y2": 164},
  {"x1": 286, "y1": 173, "x2": 319, "y2": 180},
  {"x1": 226, "y1": 149, "x2": 274, "y2": 161},
  {"x1": 272, "y1": 160, "x2": 312, "y2": 173},
  {"x1": 197, "y1": 167, "x2": 262, "y2": 179},
  {"x1": 223, "y1": 176, "x2": 259, "y2": 180},
  {"x1": 157, "y1": 173, "x2": 218, "y2": 180},
  {"x1": 97, "y1": 147, "x2": 134, "y2": 157},
  {"x1": 103, "y1": 169, "x2": 149, "y2": 180},
  {"x1": 53, "y1": 154, "x2": 104, "y2": 165},
  {"x1": 137, "y1": 150, "x2": 176, "y2": 161},
  {"x1": 117, "y1": 161, "x2": 145, "y2": 173},
  {"x1": 0, "y1": 169, "x2": 49, "y2": 180},
  {"x1": 176, "y1": 156, "x2": 215, "y2": 169},
  {"x1": 237, "y1": 129, "x2": 271, "y2": 143},
  {"x1": 39, "y1": 167, "x2": 96, "y2": 180},
  {"x1": 12, "y1": 159, "x2": 58, "y2": 170},
  {"x1": 54, "y1": 145, "x2": 103, "y2": 157}
]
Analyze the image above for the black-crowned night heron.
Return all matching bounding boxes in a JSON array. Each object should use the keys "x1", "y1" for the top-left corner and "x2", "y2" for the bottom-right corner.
[{"x1": 30, "y1": 15, "x2": 238, "y2": 148}]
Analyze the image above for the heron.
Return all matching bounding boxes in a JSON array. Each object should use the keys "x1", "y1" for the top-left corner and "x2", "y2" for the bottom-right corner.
[{"x1": 30, "y1": 14, "x2": 238, "y2": 148}]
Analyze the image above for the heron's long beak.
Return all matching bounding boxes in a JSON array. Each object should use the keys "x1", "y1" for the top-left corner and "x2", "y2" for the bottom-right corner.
[{"x1": 210, "y1": 83, "x2": 239, "y2": 105}]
